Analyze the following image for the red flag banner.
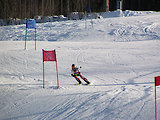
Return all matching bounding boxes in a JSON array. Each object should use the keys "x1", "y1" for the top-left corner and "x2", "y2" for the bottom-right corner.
[
  {"x1": 155, "y1": 76, "x2": 160, "y2": 86},
  {"x1": 42, "y1": 49, "x2": 59, "y2": 88},
  {"x1": 43, "y1": 50, "x2": 56, "y2": 62}
]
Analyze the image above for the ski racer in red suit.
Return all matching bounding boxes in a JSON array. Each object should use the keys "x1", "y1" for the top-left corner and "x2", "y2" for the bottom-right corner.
[{"x1": 71, "y1": 64, "x2": 90, "y2": 85}]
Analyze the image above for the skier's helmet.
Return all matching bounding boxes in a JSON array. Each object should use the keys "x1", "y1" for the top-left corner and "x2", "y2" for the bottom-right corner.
[{"x1": 72, "y1": 64, "x2": 75, "y2": 68}]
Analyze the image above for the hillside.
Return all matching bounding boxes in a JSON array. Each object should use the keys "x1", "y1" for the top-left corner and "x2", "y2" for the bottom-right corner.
[{"x1": 0, "y1": 11, "x2": 160, "y2": 120}]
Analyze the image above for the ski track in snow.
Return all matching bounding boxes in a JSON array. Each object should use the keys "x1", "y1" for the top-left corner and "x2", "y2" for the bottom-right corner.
[{"x1": 0, "y1": 11, "x2": 160, "y2": 120}]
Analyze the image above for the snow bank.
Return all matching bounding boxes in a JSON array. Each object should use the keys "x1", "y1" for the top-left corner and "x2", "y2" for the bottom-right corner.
[
  {"x1": 1, "y1": 10, "x2": 158, "y2": 26},
  {"x1": 1, "y1": 11, "x2": 160, "y2": 42},
  {"x1": 102, "y1": 10, "x2": 155, "y2": 18},
  {"x1": 0, "y1": 15, "x2": 68, "y2": 26}
]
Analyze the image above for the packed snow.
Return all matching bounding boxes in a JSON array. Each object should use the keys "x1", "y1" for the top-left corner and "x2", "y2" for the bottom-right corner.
[{"x1": 0, "y1": 10, "x2": 160, "y2": 120}]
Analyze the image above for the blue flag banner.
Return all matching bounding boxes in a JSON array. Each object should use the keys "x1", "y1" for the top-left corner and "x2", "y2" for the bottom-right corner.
[
  {"x1": 25, "y1": 19, "x2": 37, "y2": 50},
  {"x1": 26, "y1": 19, "x2": 36, "y2": 29},
  {"x1": 85, "y1": 6, "x2": 91, "y2": 12}
]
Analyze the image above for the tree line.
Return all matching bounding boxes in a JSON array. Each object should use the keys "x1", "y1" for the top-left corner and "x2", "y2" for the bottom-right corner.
[
  {"x1": 1, "y1": 0, "x2": 159, "y2": 20},
  {"x1": 122, "y1": 0, "x2": 160, "y2": 11},
  {"x1": 0, "y1": 0, "x2": 111, "y2": 20}
]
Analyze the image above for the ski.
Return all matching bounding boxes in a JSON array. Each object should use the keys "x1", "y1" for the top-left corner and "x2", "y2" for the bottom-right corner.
[{"x1": 75, "y1": 83, "x2": 91, "y2": 86}]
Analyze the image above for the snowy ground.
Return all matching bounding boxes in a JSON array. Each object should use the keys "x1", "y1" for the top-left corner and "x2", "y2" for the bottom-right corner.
[{"x1": 0, "y1": 11, "x2": 160, "y2": 120}]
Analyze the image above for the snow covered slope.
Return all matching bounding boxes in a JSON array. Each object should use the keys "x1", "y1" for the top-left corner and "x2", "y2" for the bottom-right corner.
[{"x1": 0, "y1": 11, "x2": 160, "y2": 120}]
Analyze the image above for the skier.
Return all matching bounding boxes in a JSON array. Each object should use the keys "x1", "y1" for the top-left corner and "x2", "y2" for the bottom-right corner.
[{"x1": 71, "y1": 64, "x2": 90, "y2": 85}]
